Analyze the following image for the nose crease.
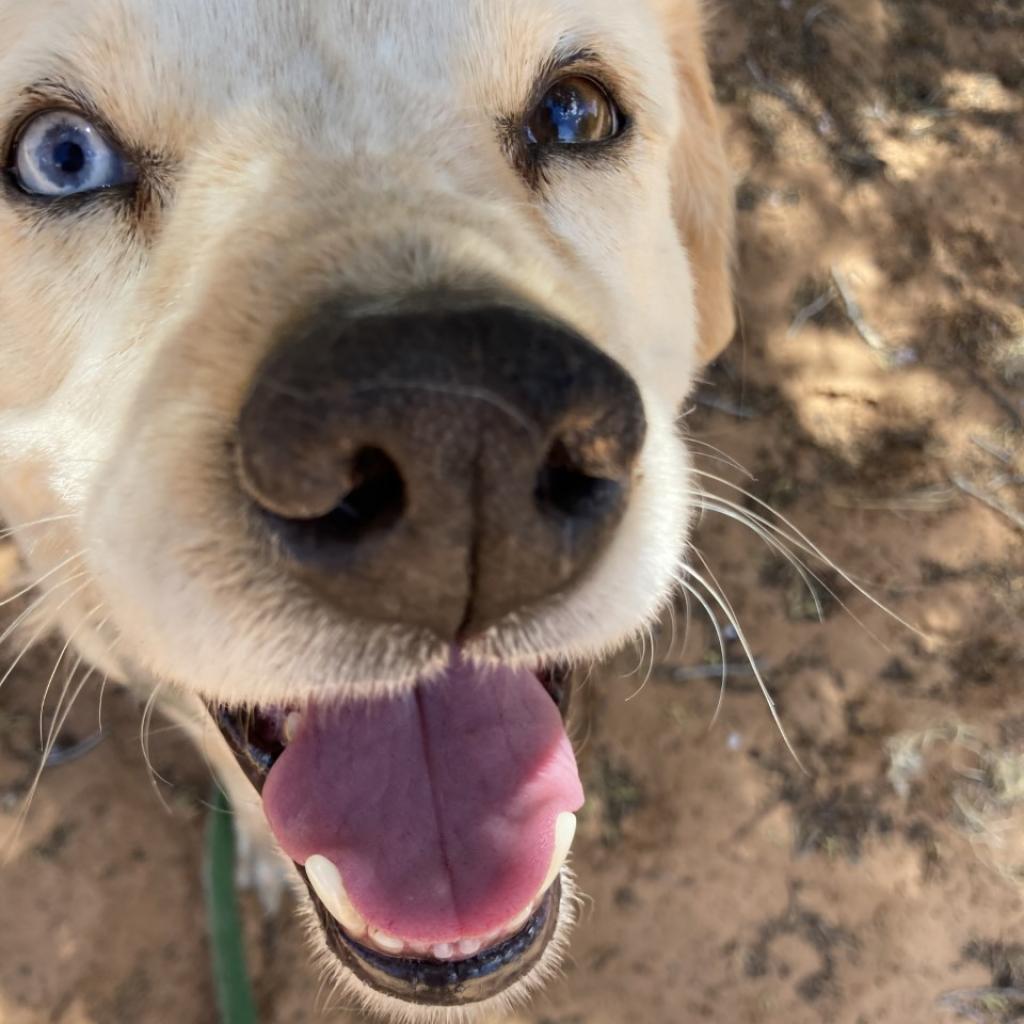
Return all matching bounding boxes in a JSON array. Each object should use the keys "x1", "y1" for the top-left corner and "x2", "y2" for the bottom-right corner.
[
  {"x1": 457, "y1": 439, "x2": 488, "y2": 642},
  {"x1": 347, "y1": 380, "x2": 543, "y2": 445}
]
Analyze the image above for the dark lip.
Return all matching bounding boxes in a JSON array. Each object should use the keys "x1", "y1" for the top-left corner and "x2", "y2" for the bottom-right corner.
[
  {"x1": 213, "y1": 703, "x2": 287, "y2": 793},
  {"x1": 309, "y1": 877, "x2": 562, "y2": 1006},
  {"x1": 210, "y1": 661, "x2": 575, "y2": 1005}
]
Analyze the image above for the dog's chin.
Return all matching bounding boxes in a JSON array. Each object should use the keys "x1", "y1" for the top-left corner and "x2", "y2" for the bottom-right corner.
[
  {"x1": 297, "y1": 871, "x2": 578, "y2": 1023},
  {"x1": 212, "y1": 661, "x2": 581, "y2": 1018}
]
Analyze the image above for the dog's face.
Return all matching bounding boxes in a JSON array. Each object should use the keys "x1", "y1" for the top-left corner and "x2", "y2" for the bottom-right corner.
[{"x1": 0, "y1": 0, "x2": 733, "y2": 1017}]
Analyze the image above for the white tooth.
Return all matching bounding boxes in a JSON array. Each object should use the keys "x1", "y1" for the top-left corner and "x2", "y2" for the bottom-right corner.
[
  {"x1": 304, "y1": 855, "x2": 368, "y2": 937},
  {"x1": 283, "y1": 711, "x2": 303, "y2": 744},
  {"x1": 408, "y1": 941, "x2": 433, "y2": 956},
  {"x1": 370, "y1": 929, "x2": 406, "y2": 955},
  {"x1": 432, "y1": 943, "x2": 455, "y2": 960},
  {"x1": 540, "y1": 812, "x2": 577, "y2": 896},
  {"x1": 457, "y1": 938, "x2": 482, "y2": 957},
  {"x1": 505, "y1": 903, "x2": 534, "y2": 936}
]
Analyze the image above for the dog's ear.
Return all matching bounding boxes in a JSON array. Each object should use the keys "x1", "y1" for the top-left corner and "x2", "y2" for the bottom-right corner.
[{"x1": 662, "y1": 1, "x2": 736, "y2": 364}]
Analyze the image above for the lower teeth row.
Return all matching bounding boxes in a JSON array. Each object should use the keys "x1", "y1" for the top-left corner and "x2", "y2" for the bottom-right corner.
[
  {"x1": 304, "y1": 813, "x2": 575, "y2": 961},
  {"x1": 306, "y1": 851, "x2": 539, "y2": 961}
]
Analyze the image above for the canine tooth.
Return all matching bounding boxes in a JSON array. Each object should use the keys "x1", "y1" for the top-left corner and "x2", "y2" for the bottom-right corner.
[
  {"x1": 370, "y1": 929, "x2": 405, "y2": 954},
  {"x1": 540, "y1": 812, "x2": 577, "y2": 895},
  {"x1": 457, "y1": 938, "x2": 482, "y2": 957},
  {"x1": 283, "y1": 711, "x2": 303, "y2": 744},
  {"x1": 432, "y1": 943, "x2": 455, "y2": 960},
  {"x1": 304, "y1": 855, "x2": 368, "y2": 937}
]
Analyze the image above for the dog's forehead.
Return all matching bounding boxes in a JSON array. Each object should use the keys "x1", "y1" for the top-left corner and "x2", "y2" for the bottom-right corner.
[{"x1": 4, "y1": 0, "x2": 668, "y2": 142}]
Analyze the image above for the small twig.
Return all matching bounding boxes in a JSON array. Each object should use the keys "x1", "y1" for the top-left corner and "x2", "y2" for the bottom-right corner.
[
  {"x1": 990, "y1": 473, "x2": 1024, "y2": 489},
  {"x1": 952, "y1": 474, "x2": 1024, "y2": 532},
  {"x1": 907, "y1": 109, "x2": 959, "y2": 138},
  {"x1": 803, "y1": 1, "x2": 831, "y2": 29},
  {"x1": 826, "y1": 487, "x2": 957, "y2": 513},
  {"x1": 938, "y1": 986, "x2": 1024, "y2": 1024},
  {"x1": 693, "y1": 393, "x2": 758, "y2": 420},
  {"x1": 830, "y1": 267, "x2": 890, "y2": 357},
  {"x1": 970, "y1": 435, "x2": 1015, "y2": 466},
  {"x1": 788, "y1": 287, "x2": 836, "y2": 337},
  {"x1": 746, "y1": 57, "x2": 807, "y2": 116},
  {"x1": 44, "y1": 728, "x2": 106, "y2": 768},
  {"x1": 969, "y1": 369, "x2": 1024, "y2": 432},
  {"x1": 746, "y1": 57, "x2": 837, "y2": 142},
  {"x1": 665, "y1": 662, "x2": 766, "y2": 683}
]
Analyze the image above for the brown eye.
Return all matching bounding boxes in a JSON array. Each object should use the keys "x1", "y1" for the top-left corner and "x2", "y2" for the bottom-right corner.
[{"x1": 525, "y1": 76, "x2": 621, "y2": 147}]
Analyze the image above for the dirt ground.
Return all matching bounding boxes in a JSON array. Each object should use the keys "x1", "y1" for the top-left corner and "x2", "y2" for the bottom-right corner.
[{"x1": 2, "y1": 1, "x2": 1023, "y2": 1022}]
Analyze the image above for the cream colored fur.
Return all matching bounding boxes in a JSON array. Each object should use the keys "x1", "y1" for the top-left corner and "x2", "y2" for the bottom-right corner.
[{"x1": 0, "y1": 0, "x2": 734, "y2": 1018}]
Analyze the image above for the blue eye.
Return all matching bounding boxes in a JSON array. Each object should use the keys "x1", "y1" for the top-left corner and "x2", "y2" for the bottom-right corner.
[
  {"x1": 526, "y1": 76, "x2": 621, "y2": 148},
  {"x1": 11, "y1": 110, "x2": 136, "y2": 198}
]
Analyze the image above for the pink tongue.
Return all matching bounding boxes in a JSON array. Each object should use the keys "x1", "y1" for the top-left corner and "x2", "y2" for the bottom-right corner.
[{"x1": 262, "y1": 658, "x2": 583, "y2": 944}]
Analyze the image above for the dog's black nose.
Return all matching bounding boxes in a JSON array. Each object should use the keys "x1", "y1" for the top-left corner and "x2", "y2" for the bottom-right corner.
[{"x1": 237, "y1": 298, "x2": 646, "y2": 639}]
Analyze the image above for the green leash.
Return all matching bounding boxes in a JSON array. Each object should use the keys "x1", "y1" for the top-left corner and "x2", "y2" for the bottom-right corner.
[{"x1": 204, "y1": 787, "x2": 259, "y2": 1024}]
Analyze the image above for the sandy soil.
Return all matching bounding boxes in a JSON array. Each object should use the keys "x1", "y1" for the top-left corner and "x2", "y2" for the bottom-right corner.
[{"x1": 2, "y1": 1, "x2": 1023, "y2": 1022}]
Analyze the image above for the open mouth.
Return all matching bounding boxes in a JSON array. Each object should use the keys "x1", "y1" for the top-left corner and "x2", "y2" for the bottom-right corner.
[{"x1": 213, "y1": 656, "x2": 581, "y2": 1007}]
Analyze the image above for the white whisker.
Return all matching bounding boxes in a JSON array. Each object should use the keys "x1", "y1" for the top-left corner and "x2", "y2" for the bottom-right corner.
[
  {"x1": 573, "y1": 662, "x2": 597, "y2": 694},
  {"x1": 673, "y1": 572, "x2": 729, "y2": 729},
  {"x1": 94, "y1": 621, "x2": 122, "y2": 731},
  {"x1": 140, "y1": 682, "x2": 174, "y2": 814},
  {"x1": 679, "y1": 553, "x2": 805, "y2": 772},
  {"x1": 622, "y1": 628, "x2": 647, "y2": 680},
  {"x1": 625, "y1": 624, "x2": 657, "y2": 702},
  {"x1": 0, "y1": 578, "x2": 92, "y2": 696},
  {"x1": 692, "y1": 491, "x2": 895, "y2": 649},
  {"x1": 684, "y1": 438, "x2": 756, "y2": 479},
  {"x1": 19, "y1": 672, "x2": 96, "y2": 822},
  {"x1": 38, "y1": 605, "x2": 105, "y2": 746},
  {"x1": 675, "y1": 582, "x2": 694, "y2": 662},
  {"x1": 696, "y1": 496, "x2": 825, "y2": 621},
  {"x1": 39, "y1": 631, "x2": 120, "y2": 775},
  {"x1": 0, "y1": 513, "x2": 76, "y2": 542},
  {"x1": 0, "y1": 550, "x2": 88, "y2": 610},
  {"x1": 0, "y1": 578, "x2": 80, "y2": 657},
  {"x1": 40, "y1": 663, "x2": 100, "y2": 770},
  {"x1": 3, "y1": 640, "x2": 109, "y2": 860},
  {"x1": 96, "y1": 672, "x2": 112, "y2": 732},
  {"x1": 664, "y1": 597, "x2": 679, "y2": 659},
  {"x1": 689, "y1": 467, "x2": 928, "y2": 639}
]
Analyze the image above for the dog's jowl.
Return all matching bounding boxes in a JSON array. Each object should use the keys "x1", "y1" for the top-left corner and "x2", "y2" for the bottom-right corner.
[{"x1": 0, "y1": 0, "x2": 734, "y2": 1017}]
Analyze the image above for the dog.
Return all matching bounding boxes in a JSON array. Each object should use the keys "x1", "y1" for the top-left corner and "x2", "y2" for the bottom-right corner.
[{"x1": 0, "y1": 0, "x2": 735, "y2": 1017}]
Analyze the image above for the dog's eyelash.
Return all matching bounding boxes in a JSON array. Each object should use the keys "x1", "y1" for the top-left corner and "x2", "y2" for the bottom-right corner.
[
  {"x1": 505, "y1": 130, "x2": 635, "y2": 194},
  {"x1": 496, "y1": 45, "x2": 634, "y2": 187},
  {"x1": 2, "y1": 80, "x2": 163, "y2": 221},
  {"x1": 501, "y1": 106, "x2": 633, "y2": 191}
]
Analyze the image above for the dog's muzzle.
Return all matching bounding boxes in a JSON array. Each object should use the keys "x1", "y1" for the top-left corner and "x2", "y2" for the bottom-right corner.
[{"x1": 216, "y1": 294, "x2": 646, "y2": 1006}]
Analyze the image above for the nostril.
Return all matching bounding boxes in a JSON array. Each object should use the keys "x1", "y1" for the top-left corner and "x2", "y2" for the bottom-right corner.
[
  {"x1": 269, "y1": 447, "x2": 406, "y2": 556},
  {"x1": 337, "y1": 448, "x2": 407, "y2": 536},
  {"x1": 535, "y1": 438, "x2": 622, "y2": 522}
]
